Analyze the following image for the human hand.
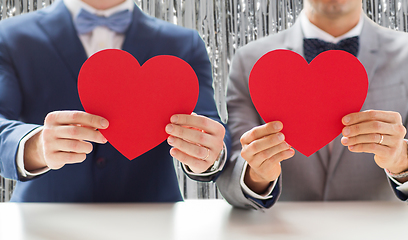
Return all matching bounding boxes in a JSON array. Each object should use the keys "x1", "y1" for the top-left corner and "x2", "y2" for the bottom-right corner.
[
  {"x1": 24, "y1": 111, "x2": 108, "y2": 171},
  {"x1": 341, "y1": 110, "x2": 408, "y2": 176},
  {"x1": 165, "y1": 113, "x2": 225, "y2": 173},
  {"x1": 240, "y1": 121, "x2": 294, "y2": 194}
]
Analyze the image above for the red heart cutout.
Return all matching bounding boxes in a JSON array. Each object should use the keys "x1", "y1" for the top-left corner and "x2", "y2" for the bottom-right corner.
[
  {"x1": 78, "y1": 49, "x2": 199, "y2": 160},
  {"x1": 249, "y1": 49, "x2": 368, "y2": 157}
]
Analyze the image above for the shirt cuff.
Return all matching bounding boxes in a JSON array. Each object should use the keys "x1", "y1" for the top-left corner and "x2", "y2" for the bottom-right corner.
[
  {"x1": 385, "y1": 169, "x2": 408, "y2": 195},
  {"x1": 16, "y1": 126, "x2": 50, "y2": 179},
  {"x1": 182, "y1": 142, "x2": 227, "y2": 177},
  {"x1": 240, "y1": 161, "x2": 276, "y2": 200}
]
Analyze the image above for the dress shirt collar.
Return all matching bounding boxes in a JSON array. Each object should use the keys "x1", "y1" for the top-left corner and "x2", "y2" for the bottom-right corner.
[
  {"x1": 299, "y1": 10, "x2": 364, "y2": 44},
  {"x1": 63, "y1": 0, "x2": 134, "y2": 19}
]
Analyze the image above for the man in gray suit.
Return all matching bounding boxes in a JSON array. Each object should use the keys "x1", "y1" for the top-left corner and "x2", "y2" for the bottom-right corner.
[{"x1": 216, "y1": 0, "x2": 408, "y2": 210}]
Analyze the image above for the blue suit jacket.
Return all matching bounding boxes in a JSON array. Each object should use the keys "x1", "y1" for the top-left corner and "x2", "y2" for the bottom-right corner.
[{"x1": 0, "y1": 1, "x2": 230, "y2": 202}]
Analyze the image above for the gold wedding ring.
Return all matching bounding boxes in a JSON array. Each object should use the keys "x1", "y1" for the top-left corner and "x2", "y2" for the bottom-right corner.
[{"x1": 378, "y1": 134, "x2": 384, "y2": 145}]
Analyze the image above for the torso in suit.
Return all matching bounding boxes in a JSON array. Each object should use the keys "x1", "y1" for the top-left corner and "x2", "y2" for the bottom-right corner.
[
  {"x1": 0, "y1": 0, "x2": 224, "y2": 202},
  {"x1": 216, "y1": 13, "x2": 408, "y2": 209}
]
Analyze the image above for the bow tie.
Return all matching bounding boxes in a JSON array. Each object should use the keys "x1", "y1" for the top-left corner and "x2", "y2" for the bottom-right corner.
[
  {"x1": 303, "y1": 36, "x2": 359, "y2": 63},
  {"x1": 74, "y1": 9, "x2": 132, "y2": 34}
]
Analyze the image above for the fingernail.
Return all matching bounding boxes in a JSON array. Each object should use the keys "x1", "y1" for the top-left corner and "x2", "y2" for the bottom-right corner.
[
  {"x1": 341, "y1": 137, "x2": 348, "y2": 144},
  {"x1": 343, "y1": 116, "x2": 350, "y2": 124},
  {"x1": 349, "y1": 145, "x2": 354, "y2": 150},
  {"x1": 343, "y1": 127, "x2": 350, "y2": 136},
  {"x1": 100, "y1": 119, "x2": 109, "y2": 128},
  {"x1": 166, "y1": 124, "x2": 173, "y2": 133},
  {"x1": 277, "y1": 133, "x2": 284, "y2": 141},
  {"x1": 167, "y1": 136, "x2": 174, "y2": 144},
  {"x1": 169, "y1": 148, "x2": 176, "y2": 157},
  {"x1": 273, "y1": 122, "x2": 282, "y2": 130},
  {"x1": 170, "y1": 115, "x2": 178, "y2": 123}
]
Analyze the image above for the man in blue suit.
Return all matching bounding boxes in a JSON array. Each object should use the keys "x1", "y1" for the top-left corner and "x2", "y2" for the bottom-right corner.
[{"x1": 0, "y1": 0, "x2": 230, "y2": 202}]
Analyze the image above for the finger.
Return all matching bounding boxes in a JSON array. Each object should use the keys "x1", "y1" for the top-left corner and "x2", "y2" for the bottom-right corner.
[
  {"x1": 241, "y1": 132, "x2": 285, "y2": 160},
  {"x1": 240, "y1": 121, "x2": 283, "y2": 145},
  {"x1": 343, "y1": 110, "x2": 402, "y2": 125},
  {"x1": 342, "y1": 120, "x2": 392, "y2": 138},
  {"x1": 166, "y1": 123, "x2": 218, "y2": 148},
  {"x1": 347, "y1": 142, "x2": 390, "y2": 155},
  {"x1": 167, "y1": 136, "x2": 211, "y2": 160},
  {"x1": 170, "y1": 148, "x2": 211, "y2": 173},
  {"x1": 44, "y1": 111, "x2": 109, "y2": 129},
  {"x1": 50, "y1": 139, "x2": 94, "y2": 154},
  {"x1": 50, "y1": 125, "x2": 107, "y2": 144},
  {"x1": 45, "y1": 152, "x2": 88, "y2": 170},
  {"x1": 247, "y1": 142, "x2": 292, "y2": 168},
  {"x1": 259, "y1": 148, "x2": 295, "y2": 170},
  {"x1": 341, "y1": 134, "x2": 390, "y2": 147},
  {"x1": 170, "y1": 114, "x2": 225, "y2": 136}
]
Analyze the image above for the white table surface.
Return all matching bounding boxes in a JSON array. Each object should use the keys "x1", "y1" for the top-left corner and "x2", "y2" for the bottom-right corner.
[{"x1": 0, "y1": 200, "x2": 407, "y2": 240}]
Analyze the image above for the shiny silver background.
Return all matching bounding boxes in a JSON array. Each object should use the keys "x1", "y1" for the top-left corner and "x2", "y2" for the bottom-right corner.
[{"x1": 1, "y1": 0, "x2": 408, "y2": 201}]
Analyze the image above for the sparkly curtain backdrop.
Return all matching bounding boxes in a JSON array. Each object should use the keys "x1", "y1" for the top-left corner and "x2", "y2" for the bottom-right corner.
[{"x1": 1, "y1": 0, "x2": 408, "y2": 201}]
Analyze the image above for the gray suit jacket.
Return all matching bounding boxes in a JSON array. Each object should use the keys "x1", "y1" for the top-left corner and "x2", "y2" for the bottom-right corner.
[{"x1": 216, "y1": 15, "x2": 408, "y2": 209}]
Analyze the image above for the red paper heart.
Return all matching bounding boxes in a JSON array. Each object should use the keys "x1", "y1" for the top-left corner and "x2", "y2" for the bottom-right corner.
[
  {"x1": 249, "y1": 49, "x2": 368, "y2": 157},
  {"x1": 78, "y1": 49, "x2": 199, "y2": 160}
]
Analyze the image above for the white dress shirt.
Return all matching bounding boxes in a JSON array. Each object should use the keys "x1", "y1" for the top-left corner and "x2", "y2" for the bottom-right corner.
[{"x1": 240, "y1": 10, "x2": 408, "y2": 199}]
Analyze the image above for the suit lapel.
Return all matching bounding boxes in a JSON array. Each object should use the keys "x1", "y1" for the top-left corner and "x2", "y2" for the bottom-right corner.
[
  {"x1": 283, "y1": 20, "x2": 304, "y2": 55},
  {"x1": 122, "y1": 4, "x2": 160, "y2": 65},
  {"x1": 36, "y1": 0, "x2": 87, "y2": 81},
  {"x1": 326, "y1": 15, "x2": 381, "y2": 176},
  {"x1": 358, "y1": 15, "x2": 380, "y2": 86}
]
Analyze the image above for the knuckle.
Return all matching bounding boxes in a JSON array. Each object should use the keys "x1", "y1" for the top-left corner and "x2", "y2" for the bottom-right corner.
[
  {"x1": 198, "y1": 131, "x2": 207, "y2": 143},
  {"x1": 69, "y1": 111, "x2": 80, "y2": 121},
  {"x1": 372, "y1": 121, "x2": 381, "y2": 131},
  {"x1": 68, "y1": 126, "x2": 79, "y2": 137},
  {"x1": 247, "y1": 142, "x2": 258, "y2": 153},
  {"x1": 199, "y1": 117, "x2": 210, "y2": 128},
  {"x1": 69, "y1": 141, "x2": 80, "y2": 151},
  {"x1": 44, "y1": 112, "x2": 57, "y2": 125},
  {"x1": 369, "y1": 134, "x2": 377, "y2": 142},
  {"x1": 278, "y1": 142, "x2": 290, "y2": 151},
  {"x1": 268, "y1": 154, "x2": 278, "y2": 162},
  {"x1": 89, "y1": 115, "x2": 98, "y2": 127},
  {"x1": 397, "y1": 124, "x2": 406, "y2": 135},
  {"x1": 217, "y1": 123, "x2": 226, "y2": 136},
  {"x1": 64, "y1": 152, "x2": 74, "y2": 162},
  {"x1": 241, "y1": 149, "x2": 252, "y2": 162},
  {"x1": 42, "y1": 127, "x2": 53, "y2": 138},
  {"x1": 247, "y1": 129, "x2": 258, "y2": 141},
  {"x1": 393, "y1": 112, "x2": 402, "y2": 122},
  {"x1": 352, "y1": 124, "x2": 360, "y2": 133},
  {"x1": 240, "y1": 133, "x2": 247, "y2": 145},
  {"x1": 257, "y1": 150, "x2": 269, "y2": 161},
  {"x1": 367, "y1": 110, "x2": 377, "y2": 120}
]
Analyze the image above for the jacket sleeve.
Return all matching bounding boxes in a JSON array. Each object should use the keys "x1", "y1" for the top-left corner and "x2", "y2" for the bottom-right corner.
[{"x1": 0, "y1": 28, "x2": 41, "y2": 180}]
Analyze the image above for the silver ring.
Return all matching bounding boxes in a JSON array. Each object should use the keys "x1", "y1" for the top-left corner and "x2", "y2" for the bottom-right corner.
[
  {"x1": 378, "y1": 134, "x2": 384, "y2": 145},
  {"x1": 202, "y1": 148, "x2": 210, "y2": 161}
]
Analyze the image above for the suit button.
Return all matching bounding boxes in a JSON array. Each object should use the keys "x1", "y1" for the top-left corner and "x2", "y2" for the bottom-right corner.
[{"x1": 95, "y1": 157, "x2": 106, "y2": 169}]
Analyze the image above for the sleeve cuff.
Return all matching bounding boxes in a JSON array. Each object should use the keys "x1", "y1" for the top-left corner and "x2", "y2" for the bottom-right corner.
[
  {"x1": 16, "y1": 126, "x2": 50, "y2": 179},
  {"x1": 182, "y1": 142, "x2": 227, "y2": 177},
  {"x1": 385, "y1": 169, "x2": 408, "y2": 195},
  {"x1": 239, "y1": 161, "x2": 276, "y2": 200}
]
